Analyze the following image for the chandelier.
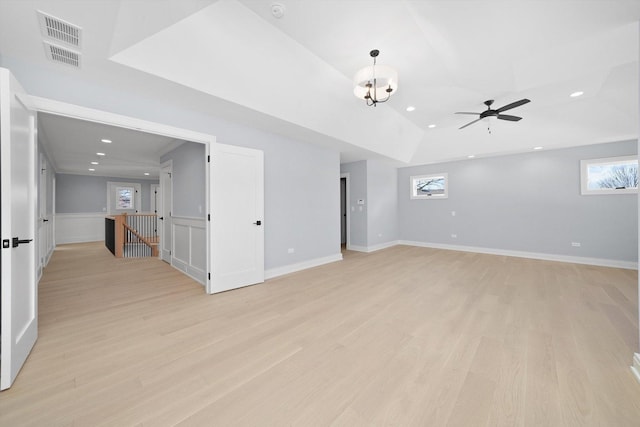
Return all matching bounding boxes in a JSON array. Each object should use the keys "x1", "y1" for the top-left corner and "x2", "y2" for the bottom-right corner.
[{"x1": 353, "y1": 49, "x2": 398, "y2": 107}]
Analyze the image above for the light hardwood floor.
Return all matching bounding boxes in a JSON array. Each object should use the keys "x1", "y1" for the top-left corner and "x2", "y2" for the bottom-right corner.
[{"x1": 1, "y1": 242, "x2": 640, "y2": 426}]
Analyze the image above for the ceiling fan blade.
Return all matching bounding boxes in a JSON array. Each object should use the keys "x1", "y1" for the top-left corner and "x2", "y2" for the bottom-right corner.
[
  {"x1": 459, "y1": 118, "x2": 483, "y2": 129},
  {"x1": 497, "y1": 114, "x2": 522, "y2": 122},
  {"x1": 455, "y1": 112, "x2": 481, "y2": 115},
  {"x1": 496, "y1": 98, "x2": 530, "y2": 113}
]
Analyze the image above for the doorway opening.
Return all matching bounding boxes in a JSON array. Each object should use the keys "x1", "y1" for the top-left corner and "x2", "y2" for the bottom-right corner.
[
  {"x1": 31, "y1": 97, "x2": 213, "y2": 288},
  {"x1": 340, "y1": 173, "x2": 350, "y2": 250}
]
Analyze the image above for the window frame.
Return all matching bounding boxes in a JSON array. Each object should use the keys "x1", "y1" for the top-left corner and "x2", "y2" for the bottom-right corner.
[
  {"x1": 410, "y1": 173, "x2": 448, "y2": 200},
  {"x1": 580, "y1": 155, "x2": 638, "y2": 195}
]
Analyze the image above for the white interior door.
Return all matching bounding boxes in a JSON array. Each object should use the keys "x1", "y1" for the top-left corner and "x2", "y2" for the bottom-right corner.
[
  {"x1": 0, "y1": 68, "x2": 38, "y2": 391},
  {"x1": 209, "y1": 143, "x2": 264, "y2": 294},
  {"x1": 159, "y1": 162, "x2": 172, "y2": 263}
]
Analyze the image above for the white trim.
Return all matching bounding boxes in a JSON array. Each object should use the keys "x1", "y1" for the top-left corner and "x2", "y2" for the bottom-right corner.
[
  {"x1": 54, "y1": 212, "x2": 105, "y2": 244},
  {"x1": 265, "y1": 253, "x2": 343, "y2": 280},
  {"x1": 107, "y1": 181, "x2": 141, "y2": 214},
  {"x1": 28, "y1": 95, "x2": 213, "y2": 144},
  {"x1": 348, "y1": 240, "x2": 400, "y2": 253},
  {"x1": 398, "y1": 240, "x2": 638, "y2": 270},
  {"x1": 171, "y1": 215, "x2": 206, "y2": 222},
  {"x1": 150, "y1": 184, "x2": 160, "y2": 215},
  {"x1": 410, "y1": 172, "x2": 448, "y2": 199},
  {"x1": 159, "y1": 160, "x2": 173, "y2": 263},
  {"x1": 349, "y1": 240, "x2": 638, "y2": 269},
  {"x1": 171, "y1": 216, "x2": 206, "y2": 285},
  {"x1": 580, "y1": 155, "x2": 638, "y2": 195},
  {"x1": 631, "y1": 353, "x2": 640, "y2": 385}
]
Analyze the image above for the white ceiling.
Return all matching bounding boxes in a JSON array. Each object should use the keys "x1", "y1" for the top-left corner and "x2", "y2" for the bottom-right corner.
[
  {"x1": 38, "y1": 113, "x2": 183, "y2": 179},
  {"x1": 0, "y1": 0, "x2": 638, "y2": 174}
]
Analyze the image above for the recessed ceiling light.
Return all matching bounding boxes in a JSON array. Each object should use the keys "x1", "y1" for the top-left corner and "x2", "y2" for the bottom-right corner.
[
  {"x1": 101, "y1": 139, "x2": 112, "y2": 143},
  {"x1": 428, "y1": 124, "x2": 436, "y2": 129},
  {"x1": 90, "y1": 161, "x2": 99, "y2": 165},
  {"x1": 570, "y1": 91, "x2": 584, "y2": 98},
  {"x1": 467, "y1": 155, "x2": 476, "y2": 158},
  {"x1": 96, "y1": 152, "x2": 105, "y2": 156},
  {"x1": 88, "y1": 168, "x2": 95, "y2": 171},
  {"x1": 144, "y1": 172, "x2": 150, "y2": 176},
  {"x1": 406, "y1": 106, "x2": 415, "y2": 112},
  {"x1": 533, "y1": 146, "x2": 544, "y2": 150},
  {"x1": 271, "y1": 3, "x2": 285, "y2": 18}
]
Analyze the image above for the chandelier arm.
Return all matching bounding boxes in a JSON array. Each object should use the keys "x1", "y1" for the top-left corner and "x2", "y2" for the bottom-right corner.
[{"x1": 372, "y1": 78, "x2": 377, "y2": 103}]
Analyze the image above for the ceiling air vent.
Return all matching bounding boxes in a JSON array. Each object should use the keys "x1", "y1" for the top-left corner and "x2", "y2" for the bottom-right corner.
[
  {"x1": 37, "y1": 10, "x2": 81, "y2": 48},
  {"x1": 43, "y1": 41, "x2": 81, "y2": 68}
]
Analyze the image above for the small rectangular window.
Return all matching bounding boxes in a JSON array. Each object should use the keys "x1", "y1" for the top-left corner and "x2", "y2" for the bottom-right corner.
[
  {"x1": 580, "y1": 155, "x2": 638, "y2": 195},
  {"x1": 116, "y1": 186, "x2": 135, "y2": 209},
  {"x1": 410, "y1": 173, "x2": 448, "y2": 199}
]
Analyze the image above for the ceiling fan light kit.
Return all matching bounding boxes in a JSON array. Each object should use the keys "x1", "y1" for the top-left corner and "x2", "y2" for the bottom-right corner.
[
  {"x1": 353, "y1": 49, "x2": 398, "y2": 107},
  {"x1": 456, "y1": 98, "x2": 531, "y2": 133}
]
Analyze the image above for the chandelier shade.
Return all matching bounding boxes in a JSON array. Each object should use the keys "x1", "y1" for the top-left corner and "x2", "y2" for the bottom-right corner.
[{"x1": 353, "y1": 50, "x2": 398, "y2": 106}]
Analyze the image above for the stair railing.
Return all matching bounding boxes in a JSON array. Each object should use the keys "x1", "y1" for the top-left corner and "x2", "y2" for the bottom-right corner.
[{"x1": 112, "y1": 213, "x2": 158, "y2": 258}]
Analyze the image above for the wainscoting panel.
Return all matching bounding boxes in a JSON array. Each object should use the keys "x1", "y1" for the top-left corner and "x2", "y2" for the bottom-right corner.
[
  {"x1": 55, "y1": 212, "x2": 106, "y2": 245},
  {"x1": 171, "y1": 216, "x2": 207, "y2": 285}
]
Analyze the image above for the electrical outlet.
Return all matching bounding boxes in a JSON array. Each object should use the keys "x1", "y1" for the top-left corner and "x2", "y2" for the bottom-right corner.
[
  {"x1": 451, "y1": 234, "x2": 457, "y2": 239},
  {"x1": 288, "y1": 248, "x2": 295, "y2": 254},
  {"x1": 571, "y1": 242, "x2": 581, "y2": 247},
  {"x1": 451, "y1": 211, "x2": 456, "y2": 216}
]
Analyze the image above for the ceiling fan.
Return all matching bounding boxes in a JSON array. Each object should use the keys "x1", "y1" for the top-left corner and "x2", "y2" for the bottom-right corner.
[{"x1": 456, "y1": 98, "x2": 531, "y2": 130}]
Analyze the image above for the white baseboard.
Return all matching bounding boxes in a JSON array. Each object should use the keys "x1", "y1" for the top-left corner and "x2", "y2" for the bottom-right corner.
[
  {"x1": 171, "y1": 258, "x2": 206, "y2": 285},
  {"x1": 348, "y1": 240, "x2": 400, "y2": 253},
  {"x1": 398, "y1": 240, "x2": 638, "y2": 270},
  {"x1": 631, "y1": 353, "x2": 640, "y2": 384},
  {"x1": 265, "y1": 253, "x2": 343, "y2": 280}
]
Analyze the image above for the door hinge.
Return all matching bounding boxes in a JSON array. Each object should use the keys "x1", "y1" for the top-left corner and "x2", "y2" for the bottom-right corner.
[
  {"x1": 208, "y1": 272, "x2": 211, "y2": 280},
  {"x1": 207, "y1": 155, "x2": 210, "y2": 163},
  {"x1": 207, "y1": 214, "x2": 210, "y2": 221}
]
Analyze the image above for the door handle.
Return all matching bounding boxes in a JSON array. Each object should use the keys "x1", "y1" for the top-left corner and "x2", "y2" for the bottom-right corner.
[
  {"x1": 159, "y1": 217, "x2": 164, "y2": 220},
  {"x1": 43, "y1": 218, "x2": 49, "y2": 222},
  {"x1": 253, "y1": 220, "x2": 262, "y2": 226},
  {"x1": 12, "y1": 237, "x2": 33, "y2": 248}
]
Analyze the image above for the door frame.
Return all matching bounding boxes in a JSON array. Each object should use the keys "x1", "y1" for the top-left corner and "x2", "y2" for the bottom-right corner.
[
  {"x1": 340, "y1": 172, "x2": 351, "y2": 249},
  {"x1": 28, "y1": 95, "x2": 215, "y2": 291},
  {"x1": 159, "y1": 160, "x2": 173, "y2": 263},
  {"x1": 150, "y1": 183, "x2": 160, "y2": 215}
]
